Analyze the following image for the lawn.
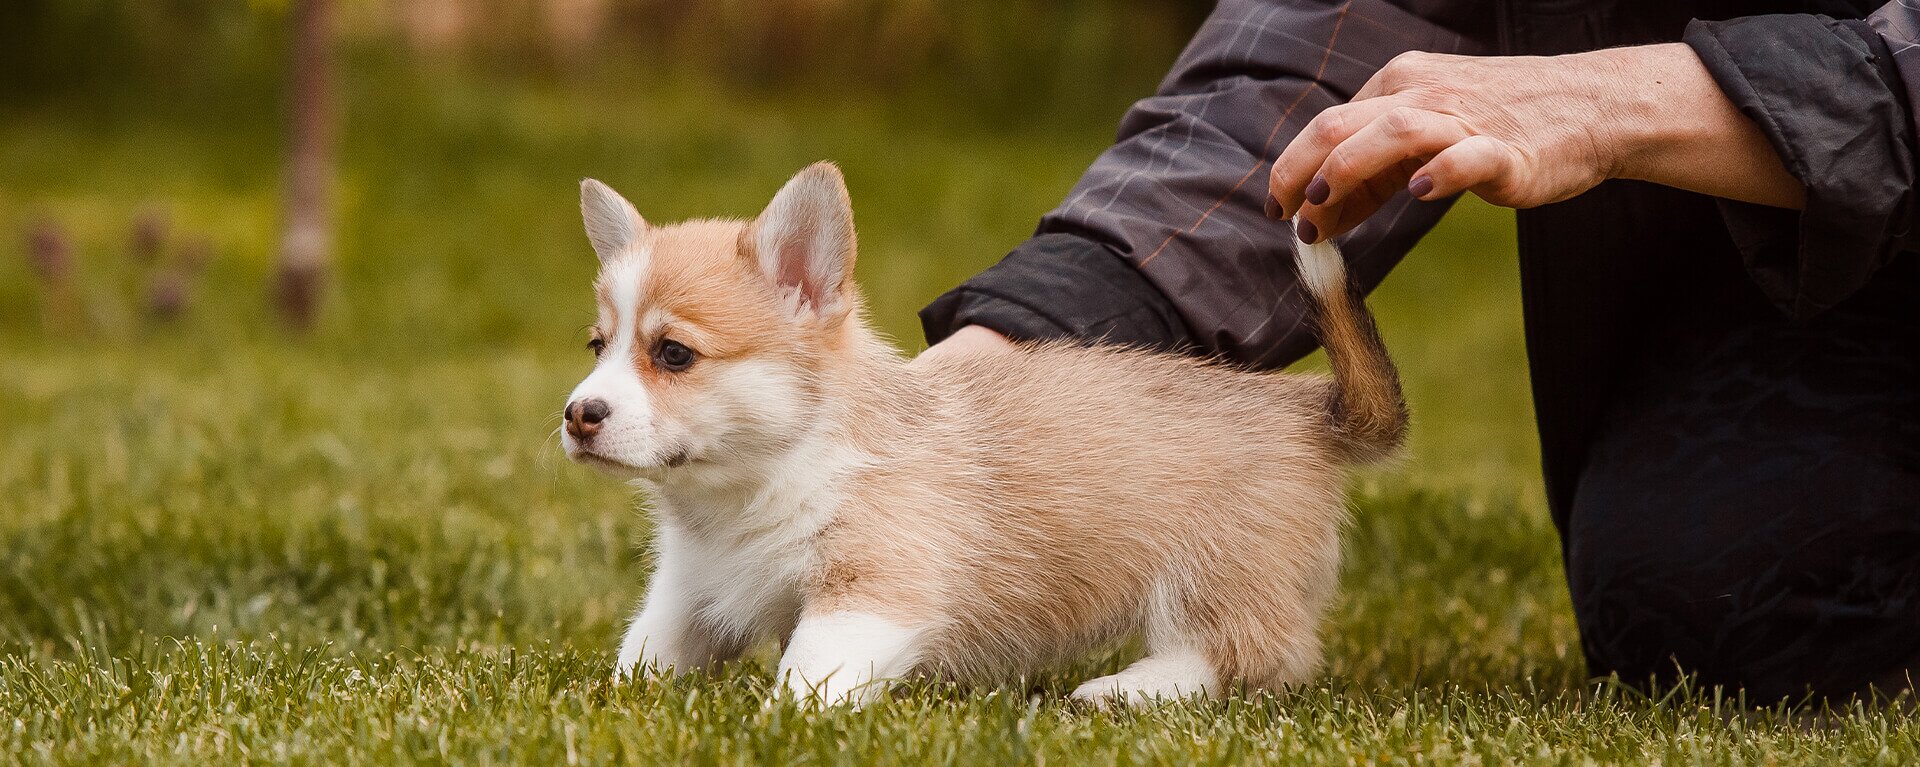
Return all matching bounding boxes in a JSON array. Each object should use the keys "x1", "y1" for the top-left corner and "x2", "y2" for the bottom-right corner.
[{"x1": 2, "y1": 51, "x2": 1915, "y2": 765}]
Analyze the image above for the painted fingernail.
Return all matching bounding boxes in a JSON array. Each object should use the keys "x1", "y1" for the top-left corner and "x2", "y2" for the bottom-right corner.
[
  {"x1": 1296, "y1": 218, "x2": 1318, "y2": 244},
  {"x1": 1265, "y1": 196, "x2": 1283, "y2": 221},
  {"x1": 1408, "y1": 175, "x2": 1434, "y2": 199},
  {"x1": 1304, "y1": 175, "x2": 1330, "y2": 206}
]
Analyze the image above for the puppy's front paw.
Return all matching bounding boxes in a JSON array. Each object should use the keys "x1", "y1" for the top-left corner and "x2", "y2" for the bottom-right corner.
[
  {"x1": 775, "y1": 611, "x2": 918, "y2": 709},
  {"x1": 610, "y1": 655, "x2": 651, "y2": 682},
  {"x1": 778, "y1": 669, "x2": 882, "y2": 709},
  {"x1": 612, "y1": 641, "x2": 676, "y2": 682}
]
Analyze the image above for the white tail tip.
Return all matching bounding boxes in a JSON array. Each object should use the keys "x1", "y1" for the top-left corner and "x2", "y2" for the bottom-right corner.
[{"x1": 1294, "y1": 236, "x2": 1347, "y2": 297}]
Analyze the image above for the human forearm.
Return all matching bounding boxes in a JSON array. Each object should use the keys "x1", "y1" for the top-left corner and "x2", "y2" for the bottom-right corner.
[{"x1": 1601, "y1": 43, "x2": 1804, "y2": 211}]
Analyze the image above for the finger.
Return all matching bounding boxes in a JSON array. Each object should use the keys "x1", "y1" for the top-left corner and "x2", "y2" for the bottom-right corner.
[
  {"x1": 1297, "y1": 176, "x2": 1393, "y2": 243},
  {"x1": 1297, "y1": 111, "x2": 1459, "y2": 242},
  {"x1": 1353, "y1": 51, "x2": 1456, "y2": 101},
  {"x1": 1268, "y1": 97, "x2": 1405, "y2": 219},
  {"x1": 1313, "y1": 107, "x2": 1470, "y2": 210},
  {"x1": 1407, "y1": 134, "x2": 1519, "y2": 203}
]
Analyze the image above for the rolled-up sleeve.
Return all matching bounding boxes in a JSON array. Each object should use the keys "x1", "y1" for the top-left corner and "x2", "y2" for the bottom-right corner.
[
  {"x1": 1684, "y1": 7, "x2": 1920, "y2": 319},
  {"x1": 921, "y1": 0, "x2": 1482, "y2": 368}
]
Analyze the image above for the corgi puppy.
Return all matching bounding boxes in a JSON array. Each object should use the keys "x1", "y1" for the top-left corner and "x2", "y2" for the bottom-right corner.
[{"x1": 561, "y1": 162, "x2": 1405, "y2": 707}]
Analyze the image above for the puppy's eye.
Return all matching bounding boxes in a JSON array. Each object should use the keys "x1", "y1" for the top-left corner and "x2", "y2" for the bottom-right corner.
[
  {"x1": 653, "y1": 339, "x2": 696, "y2": 372},
  {"x1": 586, "y1": 338, "x2": 606, "y2": 357}
]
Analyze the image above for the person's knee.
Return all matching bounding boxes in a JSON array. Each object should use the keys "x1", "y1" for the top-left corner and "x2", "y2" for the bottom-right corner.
[
  {"x1": 1565, "y1": 540, "x2": 1734, "y2": 680},
  {"x1": 1566, "y1": 525, "x2": 1920, "y2": 701}
]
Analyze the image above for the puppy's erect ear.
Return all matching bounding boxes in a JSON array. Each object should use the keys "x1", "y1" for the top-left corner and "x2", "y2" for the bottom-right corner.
[
  {"x1": 580, "y1": 178, "x2": 648, "y2": 262},
  {"x1": 747, "y1": 162, "x2": 856, "y2": 320}
]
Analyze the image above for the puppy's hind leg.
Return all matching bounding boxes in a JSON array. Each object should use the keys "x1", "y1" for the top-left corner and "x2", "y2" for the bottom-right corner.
[
  {"x1": 1069, "y1": 646, "x2": 1219, "y2": 708},
  {"x1": 1069, "y1": 580, "x2": 1219, "y2": 707},
  {"x1": 1184, "y1": 554, "x2": 1332, "y2": 698}
]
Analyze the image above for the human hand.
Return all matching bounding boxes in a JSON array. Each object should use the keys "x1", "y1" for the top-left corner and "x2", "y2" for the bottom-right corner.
[
  {"x1": 1267, "y1": 43, "x2": 1803, "y2": 243},
  {"x1": 913, "y1": 325, "x2": 1014, "y2": 367}
]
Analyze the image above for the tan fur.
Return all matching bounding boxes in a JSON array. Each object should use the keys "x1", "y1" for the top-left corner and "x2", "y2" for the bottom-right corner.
[
  {"x1": 1305, "y1": 262, "x2": 1408, "y2": 463},
  {"x1": 571, "y1": 164, "x2": 1406, "y2": 700},
  {"x1": 813, "y1": 345, "x2": 1350, "y2": 688}
]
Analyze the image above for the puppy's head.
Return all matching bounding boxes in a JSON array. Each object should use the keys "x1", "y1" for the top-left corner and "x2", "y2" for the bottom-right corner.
[{"x1": 561, "y1": 162, "x2": 860, "y2": 481}]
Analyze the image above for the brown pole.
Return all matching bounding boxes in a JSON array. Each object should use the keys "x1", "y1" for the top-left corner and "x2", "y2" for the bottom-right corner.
[{"x1": 274, "y1": 0, "x2": 335, "y2": 329}]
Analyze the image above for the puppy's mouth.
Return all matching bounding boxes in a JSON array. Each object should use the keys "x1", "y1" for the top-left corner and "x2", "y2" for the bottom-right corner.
[
  {"x1": 568, "y1": 445, "x2": 697, "y2": 472},
  {"x1": 569, "y1": 449, "x2": 639, "y2": 472}
]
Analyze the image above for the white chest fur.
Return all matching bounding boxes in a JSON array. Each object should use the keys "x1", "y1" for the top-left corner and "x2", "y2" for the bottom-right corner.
[
  {"x1": 614, "y1": 437, "x2": 866, "y2": 676},
  {"x1": 658, "y1": 512, "x2": 814, "y2": 641}
]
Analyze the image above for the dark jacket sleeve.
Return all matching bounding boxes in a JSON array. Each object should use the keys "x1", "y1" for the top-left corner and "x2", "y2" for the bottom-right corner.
[
  {"x1": 1684, "y1": 6, "x2": 1920, "y2": 319},
  {"x1": 920, "y1": 0, "x2": 1483, "y2": 368}
]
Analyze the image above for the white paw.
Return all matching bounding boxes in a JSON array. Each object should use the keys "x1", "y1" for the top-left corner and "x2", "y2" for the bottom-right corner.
[
  {"x1": 1068, "y1": 651, "x2": 1217, "y2": 708},
  {"x1": 611, "y1": 640, "x2": 676, "y2": 681},
  {"x1": 1069, "y1": 674, "x2": 1154, "y2": 708},
  {"x1": 778, "y1": 669, "x2": 883, "y2": 708},
  {"x1": 775, "y1": 611, "x2": 919, "y2": 709},
  {"x1": 610, "y1": 654, "x2": 653, "y2": 682}
]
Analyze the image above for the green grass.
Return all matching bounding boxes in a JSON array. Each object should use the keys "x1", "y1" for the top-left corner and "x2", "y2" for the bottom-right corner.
[{"x1": 2, "y1": 58, "x2": 1914, "y2": 764}]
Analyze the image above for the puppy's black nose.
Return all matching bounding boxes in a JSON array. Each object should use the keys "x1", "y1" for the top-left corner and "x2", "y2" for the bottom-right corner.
[{"x1": 566, "y1": 398, "x2": 611, "y2": 440}]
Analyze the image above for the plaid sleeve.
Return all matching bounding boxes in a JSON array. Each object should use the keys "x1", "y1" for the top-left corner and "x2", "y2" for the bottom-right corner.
[{"x1": 922, "y1": 0, "x2": 1483, "y2": 368}]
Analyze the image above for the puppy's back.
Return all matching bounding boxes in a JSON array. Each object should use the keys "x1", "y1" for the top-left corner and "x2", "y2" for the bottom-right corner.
[
  {"x1": 921, "y1": 235, "x2": 1403, "y2": 502},
  {"x1": 925, "y1": 343, "x2": 1349, "y2": 524}
]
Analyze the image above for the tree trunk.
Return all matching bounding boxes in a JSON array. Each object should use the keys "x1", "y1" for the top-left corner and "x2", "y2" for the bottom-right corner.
[{"x1": 274, "y1": 0, "x2": 335, "y2": 329}]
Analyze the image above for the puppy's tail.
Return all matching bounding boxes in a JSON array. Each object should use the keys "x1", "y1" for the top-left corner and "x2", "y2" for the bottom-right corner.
[{"x1": 1294, "y1": 236, "x2": 1407, "y2": 463}]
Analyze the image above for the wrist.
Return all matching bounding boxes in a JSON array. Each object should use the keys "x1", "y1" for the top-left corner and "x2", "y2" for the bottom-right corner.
[
  {"x1": 1583, "y1": 43, "x2": 1804, "y2": 208},
  {"x1": 1584, "y1": 43, "x2": 1712, "y2": 184}
]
